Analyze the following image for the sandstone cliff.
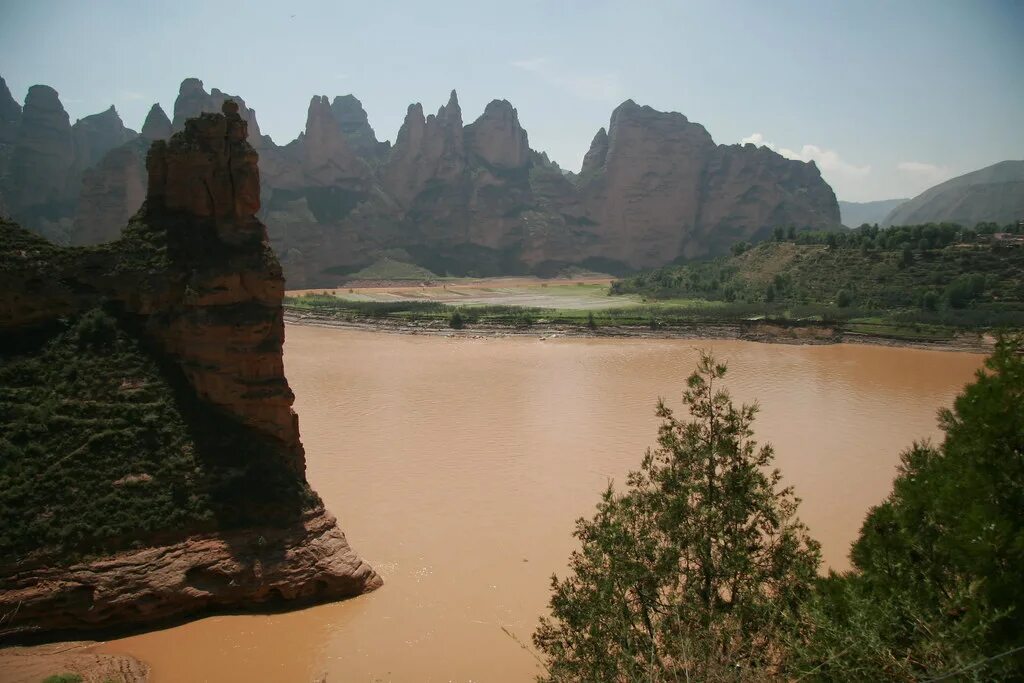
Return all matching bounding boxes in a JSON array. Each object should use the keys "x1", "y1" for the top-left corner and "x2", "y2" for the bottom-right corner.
[
  {"x1": 140, "y1": 103, "x2": 172, "y2": 142},
  {"x1": 5, "y1": 76, "x2": 841, "y2": 286},
  {"x1": 0, "y1": 102, "x2": 380, "y2": 637},
  {"x1": 331, "y1": 94, "x2": 390, "y2": 162}
]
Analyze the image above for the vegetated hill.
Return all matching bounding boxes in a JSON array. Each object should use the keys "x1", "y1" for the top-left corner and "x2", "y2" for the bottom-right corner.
[
  {"x1": 839, "y1": 198, "x2": 907, "y2": 227},
  {"x1": 611, "y1": 223, "x2": 1024, "y2": 329},
  {"x1": 0, "y1": 76, "x2": 841, "y2": 287},
  {"x1": 882, "y1": 160, "x2": 1024, "y2": 227},
  {"x1": 0, "y1": 103, "x2": 379, "y2": 637}
]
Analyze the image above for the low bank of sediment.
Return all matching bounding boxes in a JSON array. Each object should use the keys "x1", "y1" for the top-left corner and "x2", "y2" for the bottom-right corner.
[{"x1": 284, "y1": 309, "x2": 995, "y2": 353}]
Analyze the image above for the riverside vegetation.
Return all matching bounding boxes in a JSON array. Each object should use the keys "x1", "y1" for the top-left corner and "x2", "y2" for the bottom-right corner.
[
  {"x1": 285, "y1": 222, "x2": 1023, "y2": 344},
  {"x1": 532, "y1": 338, "x2": 1024, "y2": 681}
]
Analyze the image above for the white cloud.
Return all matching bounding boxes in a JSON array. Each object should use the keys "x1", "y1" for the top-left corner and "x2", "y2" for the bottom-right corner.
[
  {"x1": 897, "y1": 160, "x2": 951, "y2": 182},
  {"x1": 511, "y1": 57, "x2": 621, "y2": 102},
  {"x1": 741, "y1": 132, "x2": 774, "y2": 150},
  {"x1": 741, "y1": 133, "x2": 871, "y2": 197},
  {"x1": 895, "y1": 161, "x2": 954, "y2": 196},
  {"x1": 117, "y1": 91, "x2": 147, "y2": 102}
]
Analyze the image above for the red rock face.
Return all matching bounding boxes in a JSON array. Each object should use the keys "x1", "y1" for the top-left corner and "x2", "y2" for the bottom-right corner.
[
  {"x1": 0, "y1": 103, "x2": 381, "y2": 634},
  {"x1": 8, "y1": 78, "x2": 840, "y2": 285},
  {"x1": 464, "y1": 99, "x2": 530, "y2": 170},
  {"x1": 1, "y1": 103, "x2": 303, "y2": 470},
  {"x1": 141, "y1": 104, "x2": 302, "y2": 463}
]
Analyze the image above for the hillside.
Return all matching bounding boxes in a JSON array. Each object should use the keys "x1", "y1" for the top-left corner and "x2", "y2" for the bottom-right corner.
[
  {"x1": 882, "y1": 160, "x2": 1024, "y2": 227},
  {"x1": 611, "y1": 224, "x2": 1024, "y2": 331},
  {"x1": 0, "y1": 103, "x2": 380, "y2": 637}
]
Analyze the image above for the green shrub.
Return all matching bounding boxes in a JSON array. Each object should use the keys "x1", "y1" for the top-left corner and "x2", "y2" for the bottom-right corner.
[{"x1": 535, "y1": 353, "x2": 820, "y2": 681}]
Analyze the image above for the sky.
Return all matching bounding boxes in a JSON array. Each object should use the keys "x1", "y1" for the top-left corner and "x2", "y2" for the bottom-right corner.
[{"x1": 1, "y1": 0, "x2": 1021, "y2": 202}]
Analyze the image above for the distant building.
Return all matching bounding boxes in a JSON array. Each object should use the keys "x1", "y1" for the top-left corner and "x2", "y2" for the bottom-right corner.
[{"x1": 992, "y1": 232, "x2": 1024, "y2": 246}]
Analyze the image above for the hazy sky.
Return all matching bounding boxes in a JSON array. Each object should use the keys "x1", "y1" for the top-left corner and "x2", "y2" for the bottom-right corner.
[{"x1": 1, "y1": 0, "x2": 1021, "y2": 202}]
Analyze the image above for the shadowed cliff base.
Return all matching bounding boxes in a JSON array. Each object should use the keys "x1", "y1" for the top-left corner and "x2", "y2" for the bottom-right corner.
[{"x1": 0, "y1": 102, "x2": 380, "y2": 639}]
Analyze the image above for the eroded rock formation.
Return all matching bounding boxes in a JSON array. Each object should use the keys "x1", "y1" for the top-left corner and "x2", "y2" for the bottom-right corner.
[
  {"x1": 141, "y1": 103, "x2": 172, "y2": 142},
  {"x1": 0, "y1": 101, "x2": 381, "y2": 636},
  {"x1": 4, "y1": 76, "x2": 841, "y2": 285}
]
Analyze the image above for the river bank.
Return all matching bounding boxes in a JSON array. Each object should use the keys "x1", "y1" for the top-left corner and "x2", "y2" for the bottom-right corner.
[{"x1": 284, "y1": 308, "x2": 995, "y2": 353}]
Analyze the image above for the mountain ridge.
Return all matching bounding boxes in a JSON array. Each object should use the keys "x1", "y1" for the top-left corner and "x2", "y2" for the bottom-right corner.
[{"x1": 0, "y1": 77, "x2": 842, "y2": 287}]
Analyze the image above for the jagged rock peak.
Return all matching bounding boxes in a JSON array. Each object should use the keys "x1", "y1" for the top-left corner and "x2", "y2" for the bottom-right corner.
[
  {"x1": 141, "y1": 103, "x2": 173, "y2": 141},
  {"x1": 10, "y1": 85, "x2": 74, "y2": 213},
  {"x1": 580, "y1": 127, "x2": 609, "y2": 175},
  {"x1": 71, "y1": 105, "x2": 137, "y2": 170},
  {"x1": 436, "y1": 89, "x2": 462, "y2": 125},
  {"x1": 330, "y1": 94, "x2": 388, "y2": 160},
  {"x1": 0, "y1": 76, "x2": 23, "y2": 144},
  {"x1": 147, "y1": 100, "x2": 260, "y2": 224},
  {"x1": 611, "y1": 99, "x2": 689, "y2": 124},
  {"x1": 72, "y1": 105, "x2": 131, "y2": 137},
  {"x1": 24, "y1": 84, "x2": 66, "y2": 112},
  {"x1": 0, "y1": 76, "x2": 21, "y2": 118},
  {"x1": 465, "y1": 99, "x2": 530, "y2": 170},
  {"x1": 172, "y1": 78, "x2": 262, "y2": 142}
]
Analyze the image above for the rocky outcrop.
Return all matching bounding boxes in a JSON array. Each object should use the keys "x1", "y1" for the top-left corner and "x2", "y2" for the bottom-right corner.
[
  {"x1": 7, "y1": 84, "x2": 76, "y2": 241},
  {"x1": 71, "y1": 138, "x2": 147, "y2": 245},
  {"x1": 331, "y1": 94, "x2": 390, "y2": 162},
  {"x1": 579, "y1": 127, "x2": 608, "y2": 177},
  {"x1": 0, "y1": 102, "x2": 380, "y2": 636},
  {"x1": 71, "y1": 105, "x2": 170, "y2": 245},
  {"x1": 383, "y1": 90, "x2": 466, "y2": 208},
  {"x1": 70, "y1": 105, "x2": 138, "y2": 171},
  {"x1": 464, "y1": 99, "x2": 530, "y2": 170},
  {"x1": 0, "y1": 76, "x2": 19, "y2": 145},
  {"x1": 1, "y1": 509, "x2": 379, "y2": 634},
  {"x1": 172, "y1": 77, "x2": 264, "y2": 145},
  {"x1": 7, "y1": 76, "x2": 841, "y2": 284},
  {"x1": 882, "y1": 160, "x2": 1024, "y2": 227},
  {"x1": 141, "y1": 102, "x2": 172, "y2": 142}
]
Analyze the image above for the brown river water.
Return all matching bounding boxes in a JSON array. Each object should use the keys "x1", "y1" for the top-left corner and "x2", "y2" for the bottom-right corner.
[{"x1": 97, "y1": 327, "x2": 983, "y2": 682}]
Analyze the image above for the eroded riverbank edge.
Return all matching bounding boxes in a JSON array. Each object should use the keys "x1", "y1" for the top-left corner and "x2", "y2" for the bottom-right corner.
[
  {"x1": 284, "y1": 309, "x2": 995, "y2": 354},
  {"x1": 0, "y1": 508, "x2": 381, "y2": 683}
]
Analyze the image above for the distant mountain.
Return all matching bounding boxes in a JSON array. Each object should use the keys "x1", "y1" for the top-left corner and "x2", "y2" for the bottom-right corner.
[
  {"x1": 883, "y1": 160, "x2": 1024, "y2": 227},
  {"x1": 839, "y1": 198, "x2": 908, "y2": 228},
  {"x1": 0, "y1": 76, "x2": 842, "y2": 286}
]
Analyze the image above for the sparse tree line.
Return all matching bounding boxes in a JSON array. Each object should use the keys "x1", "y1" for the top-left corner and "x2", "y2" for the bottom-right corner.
[
  {"x1": 533, "y1": 338, "x2": 1024, "y2": 681},
  {"x1": 612, "y1": 222, "x2": 1024, "y2": 327}
]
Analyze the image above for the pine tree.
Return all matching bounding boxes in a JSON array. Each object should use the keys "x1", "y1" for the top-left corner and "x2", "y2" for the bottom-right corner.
[{"x1": 534, "y1": 352, "x2": 820, "y2": 681}]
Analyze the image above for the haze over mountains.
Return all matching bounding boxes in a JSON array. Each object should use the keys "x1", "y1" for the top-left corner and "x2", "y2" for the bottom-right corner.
[
  {"x1": 838, "y1": 198, "x2": 909, "y2": 228},
  {"x1": 2, "y1": 76, "x2": 1020, "y2": 289},
  {"x1": 0, "y1": 76, "x2": 841, "y2": 286},
  {"x1": 881, "y1": 160, "x2": 1024, "y2": 228}
]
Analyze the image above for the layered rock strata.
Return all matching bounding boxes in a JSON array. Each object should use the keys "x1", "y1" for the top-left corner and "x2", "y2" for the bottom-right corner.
[{"x1": 0, "y1": 101, "x2": 380, "y2": 636}]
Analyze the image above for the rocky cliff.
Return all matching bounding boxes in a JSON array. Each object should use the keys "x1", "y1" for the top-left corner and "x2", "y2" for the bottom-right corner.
[
  {"x1": 0, "y1": 102, "x2": 380, "y2": 637},
  {"x1": 3, "y1": 76, "x2": 841, "y2": 286}
]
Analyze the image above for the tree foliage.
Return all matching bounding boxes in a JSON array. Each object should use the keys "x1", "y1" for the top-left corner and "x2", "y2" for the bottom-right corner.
[
  {"x1": 534, "y1": 353, "x2": 820, "y2": 681},
  {"x1": 790, "y1": 336, "x2": 1024, "y2": 681}
]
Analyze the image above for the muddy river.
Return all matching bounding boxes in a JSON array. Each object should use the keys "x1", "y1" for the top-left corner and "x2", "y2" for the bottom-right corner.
[{"x1": 98, "y1": 327, "x2": 983, "y2": 682}]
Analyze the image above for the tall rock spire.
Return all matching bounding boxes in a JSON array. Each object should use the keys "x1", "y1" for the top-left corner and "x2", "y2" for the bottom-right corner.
[{"x1": 141, "y1": 102, "x2": 173, "y2": 141}]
